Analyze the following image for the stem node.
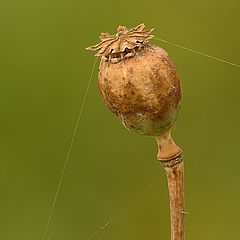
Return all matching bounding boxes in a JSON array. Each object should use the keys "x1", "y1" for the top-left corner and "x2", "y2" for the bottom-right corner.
[{"x1": 156, "y1": 131, "x2": 185, "y2": 240}]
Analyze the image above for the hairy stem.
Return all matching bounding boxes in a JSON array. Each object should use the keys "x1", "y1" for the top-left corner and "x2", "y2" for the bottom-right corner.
[{"x1": 156, "y1": 131, "x2": 185, "y2": 240}]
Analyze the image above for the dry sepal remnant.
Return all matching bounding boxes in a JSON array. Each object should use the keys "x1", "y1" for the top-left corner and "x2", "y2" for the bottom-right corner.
[{"x1": 86, "y1": 23, "x2": 182, "y2": 137}]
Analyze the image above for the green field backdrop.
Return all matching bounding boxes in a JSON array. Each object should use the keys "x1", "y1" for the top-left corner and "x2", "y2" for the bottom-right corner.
[{"x1": 0, "y1": 0, "x2": 240, "y2": 239}]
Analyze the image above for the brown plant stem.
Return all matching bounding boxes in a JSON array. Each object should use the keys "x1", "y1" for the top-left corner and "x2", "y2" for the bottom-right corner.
[{"x1": 156, "y1": 130, "x2": 185, "y2": 240}]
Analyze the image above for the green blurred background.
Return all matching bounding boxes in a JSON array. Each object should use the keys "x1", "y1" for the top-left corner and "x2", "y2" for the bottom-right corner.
[{"x1": 0, "y1": 0, "x2": 240, "y2": 239}]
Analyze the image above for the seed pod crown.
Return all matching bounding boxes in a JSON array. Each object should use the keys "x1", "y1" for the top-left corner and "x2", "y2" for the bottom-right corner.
[{"x1": 86, "y1": 23, "x2": 154, "y2": 63}]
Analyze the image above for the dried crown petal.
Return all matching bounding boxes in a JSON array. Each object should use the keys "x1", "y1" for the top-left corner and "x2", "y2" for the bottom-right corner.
[{"x1": 86, "y1": 23, "x2": 154, "y2": 62}]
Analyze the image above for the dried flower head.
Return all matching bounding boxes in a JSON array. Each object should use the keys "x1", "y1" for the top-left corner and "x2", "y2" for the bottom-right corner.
[
  {"x1": 86, "y1": 25, "x2": 184, "y2": 240},
  {"x1": 86, "y1": 23, "x2": 154, "y2": 63},
  {"x1": 86, "y1": 23, "x2": 182, "y2": 138}
]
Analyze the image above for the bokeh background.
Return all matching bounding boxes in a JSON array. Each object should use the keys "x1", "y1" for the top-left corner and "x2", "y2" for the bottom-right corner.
[{"x1": 0, "y1": 0, "x2": 240, "y2": 239}]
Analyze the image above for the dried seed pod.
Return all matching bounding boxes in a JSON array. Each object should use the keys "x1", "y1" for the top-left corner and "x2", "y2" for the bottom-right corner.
[
  {"x1": 86, "y1": 24, "x2": 185, "y2": 240},
  {"x1": 86, "y1": 23, "x2": 182, "y2": 137}
]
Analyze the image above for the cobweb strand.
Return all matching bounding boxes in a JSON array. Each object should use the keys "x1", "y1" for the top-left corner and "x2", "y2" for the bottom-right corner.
[
  {"x1": 41, "y1": 57, "x2": 98, "y2": 240},
  {"x1": 154, "y1": 36, "x2": 240, "y2": 68},
  {"x1": 87, "y1": 177, "x2": 161, "y2": 240}
]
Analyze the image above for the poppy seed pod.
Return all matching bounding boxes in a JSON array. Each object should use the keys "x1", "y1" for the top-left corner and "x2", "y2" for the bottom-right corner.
[
  {"x1": 86, "y1": 24, "x2": 185, "y2": 239},
  {"x1": 86, "y1": 23, "x2": 182, "y2": 138}
]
